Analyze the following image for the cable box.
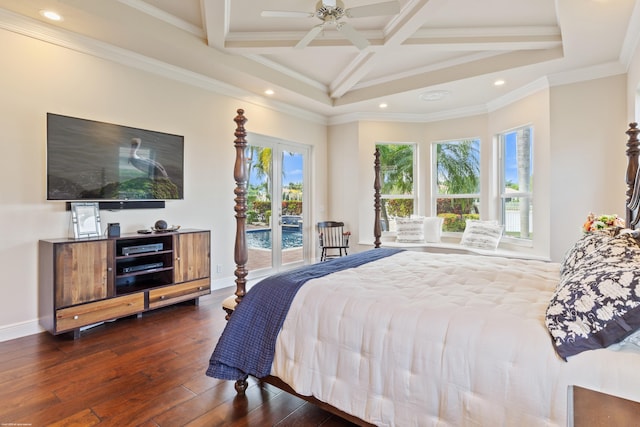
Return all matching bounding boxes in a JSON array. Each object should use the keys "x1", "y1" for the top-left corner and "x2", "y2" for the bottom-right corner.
[
  {"x1": 122, "y1": 243, "x2": 163, "y2": 256},
  {"x1": 122, "y1": 262, "x2": 164, "y2": 274}
]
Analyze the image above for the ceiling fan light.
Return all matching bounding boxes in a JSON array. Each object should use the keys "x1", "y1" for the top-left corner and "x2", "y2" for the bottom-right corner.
[{"x1": 419, "y1": 90, "x2": 450, "y2": 101}]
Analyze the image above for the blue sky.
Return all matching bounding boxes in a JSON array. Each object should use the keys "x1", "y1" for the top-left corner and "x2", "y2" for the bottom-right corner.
[
  {"x1": 249, "y1": 151, "x2": 303, "y2": 187},
  {"x1": 282, "y1": 152, "x2": 303, "y2": 186},
  {"x1": 505, "y1": 132, "x2": 518, "y2": 184}
]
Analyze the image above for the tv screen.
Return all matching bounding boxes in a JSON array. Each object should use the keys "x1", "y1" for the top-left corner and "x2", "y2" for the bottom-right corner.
[{"x1": 47, "y1": 113, "x2": 184, "y2": 201}]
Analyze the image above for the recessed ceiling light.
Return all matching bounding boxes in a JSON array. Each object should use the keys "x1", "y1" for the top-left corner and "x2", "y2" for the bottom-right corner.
[
  {"x1": 419, "y1": 90, "x2": 450, "y2": 102},
  {"x1": 264, "y1": 89, "x2": 274, "y2": 95},
  {"x1": 379, "y1": 103, "x2": 388, "y2": 109},
  {"x1": 39, "y1": 10, "x2": 63, "y2": 21},
  {"x1": 494, "y1": 79, "x2": 506, "y2": 86}
]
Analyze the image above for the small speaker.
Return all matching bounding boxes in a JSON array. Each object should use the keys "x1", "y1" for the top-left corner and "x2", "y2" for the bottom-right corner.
[{"x1": 108, "y1": 223, "x2": 120, "y2": 238}]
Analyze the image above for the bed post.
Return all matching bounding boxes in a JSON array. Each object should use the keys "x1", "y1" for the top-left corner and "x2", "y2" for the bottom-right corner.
[
  {"x1": 233, "y1": 109, "x2": 249, "y2": 310},
  {"x1": 374, "y1": 148, "x2": 382, "y2": 248},
  {"x1": 232, "y1": 109, "x2": 250, "y2": 394},
  {"x1": 625, "y1": 122, "x2": 640, "y2": 228}
]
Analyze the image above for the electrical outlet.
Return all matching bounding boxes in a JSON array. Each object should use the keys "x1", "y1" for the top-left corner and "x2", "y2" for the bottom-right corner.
[{"x1": 216, "y1": 264, "x2": 222, "y2": 273}]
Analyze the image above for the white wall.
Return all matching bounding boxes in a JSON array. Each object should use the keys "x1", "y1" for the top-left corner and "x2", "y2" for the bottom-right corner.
[
  {"x1": 0, "y1": 28, "x2": 327, "y2": 341},
  {"x1": 549, "y1": 75, "x2": 628, "y2": 262},
  {"x1": 629, "y1": 28, "x2": 640, "y2": 123}
]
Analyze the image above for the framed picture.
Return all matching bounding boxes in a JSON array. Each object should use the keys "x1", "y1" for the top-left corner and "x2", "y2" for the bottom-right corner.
[{"x1": 70, "y1": 202, "x2": 102, "y2": 239}]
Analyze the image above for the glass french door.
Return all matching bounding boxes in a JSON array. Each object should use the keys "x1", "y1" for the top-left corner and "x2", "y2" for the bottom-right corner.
[{"x1": 245, "y1": 134, "x2": 310, "y2": 277}]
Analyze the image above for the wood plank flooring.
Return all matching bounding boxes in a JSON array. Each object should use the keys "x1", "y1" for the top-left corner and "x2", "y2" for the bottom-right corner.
[{"x1": 0, "y1": 287, "x2": 357, "y2": 426}]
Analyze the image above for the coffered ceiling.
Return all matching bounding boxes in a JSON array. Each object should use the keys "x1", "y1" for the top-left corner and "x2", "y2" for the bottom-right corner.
[{"x1": 0, "y1": 0, "x2": 638, "y2": 122}]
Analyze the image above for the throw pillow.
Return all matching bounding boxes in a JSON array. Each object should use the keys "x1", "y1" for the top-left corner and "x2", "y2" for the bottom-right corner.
[
  {"x1": 396, "y1": 217, "x2": 425, "y2": 243},
  {"x1": 559, "y1": 231, "x2": 615, "y2": 279},
  {"x1": 460, "y1": 220, "x2": 503, "y2": 250},
  {"x1": 546, "y1": 233, "x2": 640, "y2": 359},
  {"x1": 546, "y1": 263, "x2": 640, "y2": 360},
  {"x1": 423, "y1": 217, "x2": 444, "y2": 243}
]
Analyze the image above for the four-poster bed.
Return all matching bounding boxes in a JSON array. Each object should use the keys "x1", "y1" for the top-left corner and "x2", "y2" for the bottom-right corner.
[{"x1": 208, "y1": 110, "x2": 640, "y2": 426}]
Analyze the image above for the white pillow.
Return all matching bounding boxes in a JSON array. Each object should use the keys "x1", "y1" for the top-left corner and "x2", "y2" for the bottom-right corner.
[
  {"x1": 423, "y1": 217, "x2": 444, "y2": 243},
  {"x1": 460, "y1": 220, "x2": 503, "y2": 250},
  {"x1": 396, "y1": 217, "x2": 425, "y2": 242}
]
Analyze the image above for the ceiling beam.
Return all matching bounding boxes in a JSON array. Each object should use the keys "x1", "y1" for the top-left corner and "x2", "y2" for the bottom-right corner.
[
  {"x1": 330, "y1": 0, "x2": 444, "y2": 98},
  {"x1": 333, "y1": 46, "x2": 564, "y2": 106}
]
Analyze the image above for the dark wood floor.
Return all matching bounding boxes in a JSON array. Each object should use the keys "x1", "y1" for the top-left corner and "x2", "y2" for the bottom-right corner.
[{"x1": 0, "y1": 287, "x2": 357, "y2": 426}]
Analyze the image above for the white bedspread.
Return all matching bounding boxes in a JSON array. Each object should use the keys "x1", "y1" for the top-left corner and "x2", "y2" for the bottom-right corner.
[{"x1": 270, "y1": 251, "x2": 640, "y2": 426}]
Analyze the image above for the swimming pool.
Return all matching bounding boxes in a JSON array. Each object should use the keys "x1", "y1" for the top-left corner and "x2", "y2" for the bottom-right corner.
[{"x1": 247, "y1": 228, "x2": 303, "y2": 249}]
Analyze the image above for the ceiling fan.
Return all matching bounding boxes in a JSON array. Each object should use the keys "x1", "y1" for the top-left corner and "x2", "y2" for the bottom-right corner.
[{"x1": 261, "y1": 0, "x2": 401, "y2": 50}]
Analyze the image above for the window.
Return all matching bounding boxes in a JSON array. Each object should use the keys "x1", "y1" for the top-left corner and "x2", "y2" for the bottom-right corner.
[
  {"x1": 432, "y1": 139, "x2": 481, "y2": 232},
  {"x1": 499, "y1": 126, "x2": 533, "y2": 240},
  {"x1": 376, "y1": 143, "x2": 415, "y2": 231}
]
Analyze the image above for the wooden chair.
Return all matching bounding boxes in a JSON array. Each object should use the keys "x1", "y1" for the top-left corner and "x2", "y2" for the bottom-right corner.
[{"x1": 317, "y1": 221, "x2": 350, "y2": 261}]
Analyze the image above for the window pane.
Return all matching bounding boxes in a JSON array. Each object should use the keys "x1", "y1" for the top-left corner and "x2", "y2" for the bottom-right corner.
[
  {"x1": 501, "y1": 126, "x2": 533, "y2": 240},
  {"x1": 503, "y1": 129, "x2": 532, "y2": 194},
  {"x1": 377, "y1": 144, "x2": 414, "y2": 196},
  {"x1": 379, "y1": 198, "x2": 414, "y2": 231},
  {"x1": 377, "y1": 143, "x2": 415, "y2": 233},
  {"x1": 246, "y1": 145, "x2": 272, "y2": 228},
  {"x1": 436, "y1": 197, "x2": 480, "y2": 232},
  {"x1": 435, "y1": 140, "x2": 480, "y2": 195},
  {"x1": 503, "y1": 196, "x2": 532, "y2": 238}
]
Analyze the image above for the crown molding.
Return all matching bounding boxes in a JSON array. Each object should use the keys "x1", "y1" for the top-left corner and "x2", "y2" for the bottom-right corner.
[
  {"x1": 619, "y1": 0, "x2": 640, "y2": 69},
  {"x1": 486, "y1": 77, "x2": 549, "y2": 112},
  {"x1": 546, "y1": 61, "x2": 627, "y2": 87},
  {"x1": 328, "y1": 104, "x2": 488, "y2": 125}
]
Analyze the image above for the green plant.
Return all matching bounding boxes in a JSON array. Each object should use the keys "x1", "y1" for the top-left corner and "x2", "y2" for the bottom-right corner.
[
  {"x1": 438, "y1": 213, "x2": 479, "y2": 232},
  {"x1": 386, "y1": 199, "x2": 413, "y2": 217}
]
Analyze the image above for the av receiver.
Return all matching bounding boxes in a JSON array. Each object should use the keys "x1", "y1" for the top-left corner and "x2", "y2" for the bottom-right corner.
[
  {"x1": 121, "y1": 262, "x2": 164, "y2": 274},
  {"x1": 121, "y1": 243, "x2": 163, "y2": 256}
]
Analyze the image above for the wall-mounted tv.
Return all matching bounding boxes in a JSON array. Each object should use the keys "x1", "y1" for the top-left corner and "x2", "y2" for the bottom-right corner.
[{"x1": 47, "y1": 113, "x2": 184, "y2": 202}]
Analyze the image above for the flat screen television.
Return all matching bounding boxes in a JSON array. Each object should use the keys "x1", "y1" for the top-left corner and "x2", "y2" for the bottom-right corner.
[{"x1": 47, "y1": 113, "x2": 184, "y2": 202}]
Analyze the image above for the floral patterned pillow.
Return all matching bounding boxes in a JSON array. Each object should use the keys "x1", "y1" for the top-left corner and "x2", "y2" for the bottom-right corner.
[
  {"x1": 559, "y1": 229, "x2": 623, "y2": 279},
  {"x1": 546, "y1": 233, "x2": 640, "y2": 359}
]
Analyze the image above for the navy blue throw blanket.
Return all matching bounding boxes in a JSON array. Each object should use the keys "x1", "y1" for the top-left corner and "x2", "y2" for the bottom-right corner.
[{"x1": 206, "y1": 248, "x2": 403, "y2": 381}]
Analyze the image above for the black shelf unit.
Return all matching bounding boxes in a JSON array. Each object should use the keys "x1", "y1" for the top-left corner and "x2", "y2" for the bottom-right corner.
[{"x1": 114, "y1": 235, "x2": 174, "y2": 295}]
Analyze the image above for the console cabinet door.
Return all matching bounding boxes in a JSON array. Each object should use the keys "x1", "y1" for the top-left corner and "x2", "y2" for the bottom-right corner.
[
  {"x1": 174, "y1": 232, "x2": 210, "y2": 283},
  {"x1": 55, "y1": 240, "x2": 113, "y2": 308}
]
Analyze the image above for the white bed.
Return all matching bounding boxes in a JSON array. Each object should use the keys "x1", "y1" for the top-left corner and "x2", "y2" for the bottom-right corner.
[
  {"x1": 208, "y1": 112, "x2": 640, "y2": 426},
  {"x1": 270, "y1": 250, "x2": 640, "y2": 426}
]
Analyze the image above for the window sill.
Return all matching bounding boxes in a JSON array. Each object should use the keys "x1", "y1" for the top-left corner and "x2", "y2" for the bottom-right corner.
[{"x1": 362, "y1": 240, "x2": 550, "y2": 262}]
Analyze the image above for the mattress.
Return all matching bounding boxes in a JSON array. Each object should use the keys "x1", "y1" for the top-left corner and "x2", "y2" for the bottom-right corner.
[{"x1": 269, "y1": 250, "x2": 640, "y2": 426}]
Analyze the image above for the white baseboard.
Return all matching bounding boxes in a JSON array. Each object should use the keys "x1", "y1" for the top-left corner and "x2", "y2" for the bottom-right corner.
[{"x1": 0, "y1": 319, "x2": 44, "y2": 343}]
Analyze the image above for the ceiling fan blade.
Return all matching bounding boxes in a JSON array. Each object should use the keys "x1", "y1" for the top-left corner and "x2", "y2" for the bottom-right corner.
[
  {"x1": 346, "y1": 1, "x2": 401, "y2": 18},
  {"x1": 261, "y1": 10, "x2": 314, "y2": 18},
  {"x1": 337, "y1": 22, "x2": 370, "y2": 50},
  {"x1": 295, "y1": 24, "x2": 324, "y2": 49}
]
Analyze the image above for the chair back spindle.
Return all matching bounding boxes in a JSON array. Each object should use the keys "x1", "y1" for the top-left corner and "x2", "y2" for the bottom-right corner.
[{"x1": 317, "y1": 221, "x2": 350, "y2": 261}]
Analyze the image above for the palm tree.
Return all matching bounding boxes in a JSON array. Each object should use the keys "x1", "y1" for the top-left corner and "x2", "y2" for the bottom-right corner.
[
  {"x1": 436, "y1": 140, "x2": 480, "y2": 215},
  {"x1": 516, "y1": 128, "x2": 531, "y2": 238},
  {"x1": 376, "y1": 144, "x2": 414, "y2": 229},
  {"x1": 247, "y1": 145, "x2": 272, "y2": 195}
]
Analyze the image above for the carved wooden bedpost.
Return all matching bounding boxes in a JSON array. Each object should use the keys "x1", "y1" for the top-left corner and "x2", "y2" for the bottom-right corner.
[
  {"x1": 232, "y1": 109, "x2": 250, "y2": 395},
  {"x1": 233, "y1": 109, "x2": 248, "y2": 310},
  {"x1": 625, "y1": 123, "x2": 640, "y2": 228},
  {"x1": 374, "y1": 148, "x2": 382, "y2": 248}
]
